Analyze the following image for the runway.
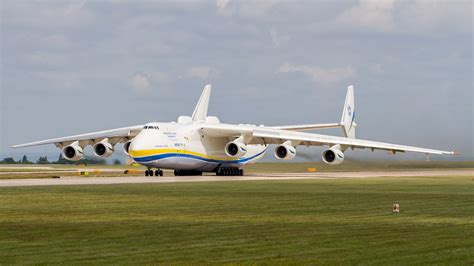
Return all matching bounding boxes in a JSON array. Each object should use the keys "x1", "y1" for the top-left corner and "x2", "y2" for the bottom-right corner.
[{"x1": 0, "y1": 170, "x2": 471, "y2": 187}]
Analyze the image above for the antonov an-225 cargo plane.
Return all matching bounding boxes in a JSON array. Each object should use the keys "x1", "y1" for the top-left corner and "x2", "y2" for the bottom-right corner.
[{"x1": 13, "y1": 85, "x2": 455, "y2": 176}]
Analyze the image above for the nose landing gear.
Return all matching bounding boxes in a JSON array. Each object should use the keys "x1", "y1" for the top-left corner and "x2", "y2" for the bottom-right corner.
[{"x1": 145, "y1": 169, "x2": 163, "y2": 176}]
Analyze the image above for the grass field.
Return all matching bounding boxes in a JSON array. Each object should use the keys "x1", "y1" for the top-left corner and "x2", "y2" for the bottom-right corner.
[
  {"x1": 0, "y1": 175, "x2": 472, "y2": 264},
  {"x1": 245, "y1": 160, "x2": 474, "y2": 173}
]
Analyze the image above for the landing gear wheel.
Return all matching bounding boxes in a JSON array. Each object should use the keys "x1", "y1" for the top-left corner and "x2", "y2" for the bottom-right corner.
[
  {"x1": 216, "y1": 167, "x2": 243, "y2": 176},
  {"x1": 145, "y1": 170, "x2": 150, "y2": 176},
  {"x1": 155, "y1": 170, "x2": 163, "y2": 176}
]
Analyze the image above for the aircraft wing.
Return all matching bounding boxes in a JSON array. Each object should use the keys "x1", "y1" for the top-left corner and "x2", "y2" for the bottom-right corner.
[
  {"x1": 11, "y1": 125, "x2": 143, "y2": 148},
  {"x1": 199, "y1": 124, "x2": 455, "y2": 155}
]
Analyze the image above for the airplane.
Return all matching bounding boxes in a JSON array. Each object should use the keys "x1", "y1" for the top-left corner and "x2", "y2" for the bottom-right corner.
[{"x1": 12, "y1": 84, "x2": 456, "y2": 177}]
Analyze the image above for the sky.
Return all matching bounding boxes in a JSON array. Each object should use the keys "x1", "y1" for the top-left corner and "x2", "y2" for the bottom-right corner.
[{"x1": 0, "y1": 0, "x2": 473, "y2": 162}]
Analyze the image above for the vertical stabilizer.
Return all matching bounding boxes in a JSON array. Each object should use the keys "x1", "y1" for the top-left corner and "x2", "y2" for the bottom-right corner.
[
  {"x1": 192, "y1": 84, "x2": 212, "y2": 122},
  {"x1": 340, "y1": 85, "x2": 356, "y2": 139}
]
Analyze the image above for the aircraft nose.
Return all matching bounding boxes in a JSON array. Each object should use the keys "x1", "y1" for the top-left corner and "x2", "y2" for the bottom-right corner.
[{"x1": 128, "y1": 134, "x2": 149, "y2": 157}]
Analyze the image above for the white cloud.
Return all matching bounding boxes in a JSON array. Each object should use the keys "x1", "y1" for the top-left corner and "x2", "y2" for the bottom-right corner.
[
  {"x1": 216, "y1": 0, "x2": 282, "y2": 18},
  {"x1": 150, "y1": 72, "x2": 172, "y2": 84},
  {"x1": 130, "y1": 74, "x2": 152, "y2": 93},
  {"x1": 187, "y1": 66, "x2": 212, "y2": 80},
  {"x1": 41, "y1": 35, "x2": 73, "y2": 49},
  {"x1": 216, "y1": 0, "x2": 231, "y2": 10},
  {"x1": 33, "y1": 71, "x2": 82, "y2": 90},
  {"x1": 335, "y1": 0, "x2": 396, "y2": 32},
  {"x1": 400, "y1": 0, "x2": 472, "y2": 33},
  {"x1": 22, "y1": 53, "x2": 68, "y2": 67},
  {"x1": 269, "y1": 27, "x2": 290, "y2": 48},
  {"x1": 4, "y1": 1, "x2": 95, "y2": 30},
  {"x1": 278, "y1": 63, "x2": 356, "y2": 85},
  {"x1": 129, "y1": 68, "x2": 214, "y2": 93},
  {"x1": 331, "y1": 0, "x2": 472, "y2": 34}
]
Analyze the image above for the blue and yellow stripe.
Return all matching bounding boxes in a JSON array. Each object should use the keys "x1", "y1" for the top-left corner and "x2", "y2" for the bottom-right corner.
[{"x1": 130, "y1": 148, "x2": 267, "y2": 164}]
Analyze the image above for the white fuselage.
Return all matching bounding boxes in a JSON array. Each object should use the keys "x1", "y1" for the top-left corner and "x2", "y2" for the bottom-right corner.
[{"x1": 128, "y1": 122, "x2": 267, "y2": 172}]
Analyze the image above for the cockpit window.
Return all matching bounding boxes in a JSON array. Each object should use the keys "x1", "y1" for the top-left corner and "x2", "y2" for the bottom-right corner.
[{"x1": 143, "y1": 126, "x2": 159, "y2": 130}]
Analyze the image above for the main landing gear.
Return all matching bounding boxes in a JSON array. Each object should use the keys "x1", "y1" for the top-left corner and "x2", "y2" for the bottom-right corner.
[
  {"x1": 216, "y1": 167, "x2": 244, "y2": 176},
  {"x1": 145, "y1": 169, "x2": 163, "y2": 176}
]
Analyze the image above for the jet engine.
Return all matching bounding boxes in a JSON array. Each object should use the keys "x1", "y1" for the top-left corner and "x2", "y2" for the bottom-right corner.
[
  {"x1": 93, "y1": 140, "x2": 114, "y2": 158},
  {"x1": 274, "y1": 144, "x2": 296, "y2": 160},
  {"x1": 62, "y1": 143, "x2": 84, "y2": 161},
  {"x1": 225, "y1": 141, "x2": 248, "y2": 158},
  {"x1": 322, "y1": 147, "x2": 344, "y2": 165},
  {"x1": 123, "y1": 141, "x2": 132, "y2": 156}
]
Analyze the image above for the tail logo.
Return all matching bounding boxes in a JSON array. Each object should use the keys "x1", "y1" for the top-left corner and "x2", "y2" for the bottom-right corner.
[{"x1": 347, "y1": 106, "x2": 352, "y2": 117}]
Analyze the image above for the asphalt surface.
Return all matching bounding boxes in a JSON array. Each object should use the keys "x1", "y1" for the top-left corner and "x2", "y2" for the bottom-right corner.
[{"x1": 0, "y1": 170, "x2": 471, "y2": 187}]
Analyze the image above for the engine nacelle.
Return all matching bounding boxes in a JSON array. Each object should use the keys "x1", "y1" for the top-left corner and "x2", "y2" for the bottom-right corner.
[
  {"x1": 93, "y1": 140, "x2": 114, "y2": 158},
  {"x1": 123, "y1": 141, "x2": 132, "y2": 156},
  {"x1": 322, "y1": 147, "x2": 345, "y2": 165},
  {"x1": 225, "y1": 141, "x2": 248, "y2": 158},
  {"x1": 62, "y1": 144, "x2": 84, "y2": 161},
  {"x1": 274, "y1": 144, "x2": 296, "y2": 160}
]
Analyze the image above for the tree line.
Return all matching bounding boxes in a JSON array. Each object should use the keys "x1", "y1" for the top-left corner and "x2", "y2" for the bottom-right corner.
[{"x1": 0, "y1": 154, "x2": 120, "y2": 165}]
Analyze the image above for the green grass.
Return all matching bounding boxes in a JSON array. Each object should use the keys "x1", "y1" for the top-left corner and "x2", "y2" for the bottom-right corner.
[
  {"x1": 0, "y1": 175, "x2": 473, "y2": 264},
  {"x1": 246, "y1": 160, "x2": 474, "y2": 173}
]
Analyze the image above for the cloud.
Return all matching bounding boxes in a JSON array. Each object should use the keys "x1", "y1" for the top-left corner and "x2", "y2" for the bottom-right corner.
[
  {"x1": 216, "y1": 0, "x2": 231, "y2": 10},
  {"x1": 400, "y1": 0, "x2": 472, "y2": 33},
  {"x1": 269, "y1": 27, "x2": 290, "y2": 48},
  {"x1": 22, "y1": 53, "x2": 68, "y2": 67},
  {"x1": 4, "y1": 1, "x2": 95, "y2": 30},
  {"x1": 129, "y1": 67, "x2": 215, "y2": 93},
  {"x1": 278, "y1": 63, "x2": 356, "y2": 85},
  {"x1": 335, "y1": 0, "x2": 396, "y2": 32},
  {"x1": 187, "y1": 67, "x2": 211, "y2": 80},
  {"x1": 130, "y1": 74, "x2": 152, "y2": 93},
  {"x1": 33, "y1": 71, "x2": 82, "y2": 90},
  {"x1": 150, "y1": 72, "x2": 172, "y2": 84},
  {"x1": 215, "y1": 0, "x2": 282, "y2": 18},
  {"x1": 331, "y1": 0, "x2": 471, "y2": 34}
]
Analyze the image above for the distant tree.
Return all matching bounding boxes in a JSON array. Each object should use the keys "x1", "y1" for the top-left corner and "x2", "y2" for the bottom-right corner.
[
  {"x1": 80, "y1": 157, "x2": 106, "y2": 165},
  {"x1": 37, "y1": 156, "x2": 50, "y2": 164},
  {"x1": 113, "y1": 159, "x2": 122, "y2": 165},
  {"x1": 21, "y1": 155, "x2": 32, "y2": 164},
  {"x1": 0, "y1": 157, "x2": 17, "y2": 164},
  {"x1": 55, "y1": 153, "x2": 73, "y2": 164}
]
